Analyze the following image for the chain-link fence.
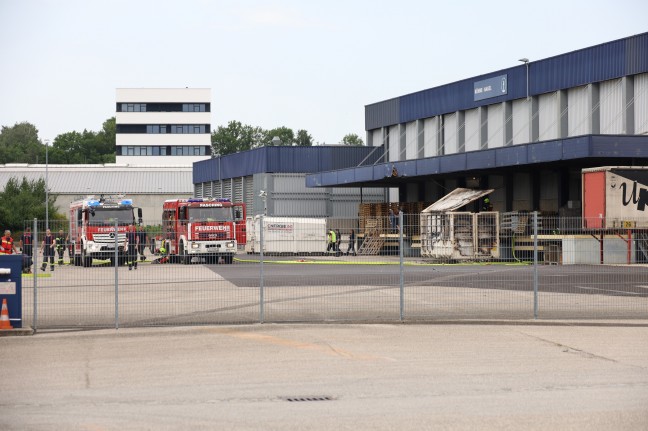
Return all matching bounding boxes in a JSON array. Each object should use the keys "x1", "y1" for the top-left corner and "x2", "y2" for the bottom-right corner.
[{"x1": 13, "y1": 212, "x2": 648, "y2": 330}]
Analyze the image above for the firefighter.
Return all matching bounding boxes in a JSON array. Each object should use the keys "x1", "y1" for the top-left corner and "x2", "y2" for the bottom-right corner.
[
  {"x1": 137, "y1": 225, "x2": 147, "y2": 261},
  {"x1": 20, "y1": 227, "x2": 33, "y2": 257},
  {"x1": 55, "y1": 229, "x2": 68, "y2": 266},
  {"x1": 152, "y1": 246, "x2": 170, "y2": 264},
  {"x1": 126, "y1": 224, "x2": 139, "y2": 270},
  {"x1": 40, "y1": 229, "x2": 56, "y2": 271},
  {"x1": 0, "y1": 230, "x2": 17, "y2": 254}
]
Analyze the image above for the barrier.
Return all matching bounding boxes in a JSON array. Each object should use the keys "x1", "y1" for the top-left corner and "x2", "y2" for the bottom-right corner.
[{"x1": 0, "y1": 255, "x2": 23, "y2": 329}]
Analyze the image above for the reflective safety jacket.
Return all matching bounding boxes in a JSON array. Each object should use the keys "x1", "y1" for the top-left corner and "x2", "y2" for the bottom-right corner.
[{"x1": 0, "y1": 235, "x2": 14, "y2": 254}]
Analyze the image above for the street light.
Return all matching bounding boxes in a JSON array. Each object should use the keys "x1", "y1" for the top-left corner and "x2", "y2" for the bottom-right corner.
[{"x1": 44, "y1": 139, "x2": 50, "y2": 230}]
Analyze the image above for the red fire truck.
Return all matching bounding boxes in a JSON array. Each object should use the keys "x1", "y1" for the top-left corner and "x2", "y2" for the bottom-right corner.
[
  {"x1": 70, "y1": 196, "x2": 143, "y2": 267},
  {"x1": 162, "y1": 198, "x2": 245, "y2": 264}
]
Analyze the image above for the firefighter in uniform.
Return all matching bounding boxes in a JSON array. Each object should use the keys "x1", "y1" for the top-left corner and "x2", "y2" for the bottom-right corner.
[
  {"x1": 126, "y1": 224, "x2": 139, "y2": 270},
  {"x1": 55, "y1": 229, "x2": 68, "y2": 266},
  {"x1": 1, "y1": 230, "x2": 16, "y2": 254},
  {"x1": 41, "y1": 229, "x2": 56, "y2": 271}
]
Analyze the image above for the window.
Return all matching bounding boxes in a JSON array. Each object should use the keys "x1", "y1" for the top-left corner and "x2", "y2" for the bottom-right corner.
[
  {"x1": 127, "y1": 147, "x2": 135, "y2": 156},
  {"x1": 193, "y1": 147, "x2": 200, "y2": 155}
]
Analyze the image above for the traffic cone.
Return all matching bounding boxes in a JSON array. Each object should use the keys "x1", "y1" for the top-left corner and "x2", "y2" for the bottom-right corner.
[{"x1": 0, "y1": 298, "x2": 13, "y2": 330}]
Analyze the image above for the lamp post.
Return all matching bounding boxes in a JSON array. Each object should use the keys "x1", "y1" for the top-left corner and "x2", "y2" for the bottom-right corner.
[{"x1": 44, "y1": 139, "x2": 50, "y2": 230}]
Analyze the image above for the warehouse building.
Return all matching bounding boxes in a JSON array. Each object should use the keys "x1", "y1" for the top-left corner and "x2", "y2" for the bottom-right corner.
[
  {"x1": 193, "y1": 145, "x2": 386, "y2": 217},
  {"x1": 306, "y1": 32, "x2": 648, "y2": 214},
  {"x1": 0, "y1": 164, "x2": 192, "y2": 221}
]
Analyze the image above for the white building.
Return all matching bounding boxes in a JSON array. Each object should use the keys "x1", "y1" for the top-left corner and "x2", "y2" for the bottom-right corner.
[{"x1": 116, "y1": 88, "x2": 212, "y2": 165}]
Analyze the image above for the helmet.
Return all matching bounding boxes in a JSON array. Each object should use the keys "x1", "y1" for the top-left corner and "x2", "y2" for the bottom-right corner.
[
  {"x1": 160, "y1": 247, "x2": 166, "y2": 254},
  {"x1": 484, "y1": 198, "x2": 490, "y2": 203}
]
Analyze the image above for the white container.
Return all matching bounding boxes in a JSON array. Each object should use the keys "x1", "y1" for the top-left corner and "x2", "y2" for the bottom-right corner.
[{"x1": 245, "y1": 216, "x2": 327, "y2": 254}]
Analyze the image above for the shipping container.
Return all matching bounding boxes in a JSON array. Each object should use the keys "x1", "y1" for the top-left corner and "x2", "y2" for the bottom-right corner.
[
  {"x1": 582, "y1": 166, "x2": 648, "y2": 228},
  {"x1": 245, "y1": 216, "x2": 327, "y2": 255}
]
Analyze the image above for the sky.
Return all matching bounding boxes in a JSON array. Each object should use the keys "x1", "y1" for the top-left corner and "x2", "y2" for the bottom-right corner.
[{"x1": 1, "y1": 0, "x2": 647, "y2": 147}]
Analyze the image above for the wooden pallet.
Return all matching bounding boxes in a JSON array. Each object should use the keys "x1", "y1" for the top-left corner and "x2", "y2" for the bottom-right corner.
[{"x1": 357, "y1": 231, "x2": 385, "y2": 255}]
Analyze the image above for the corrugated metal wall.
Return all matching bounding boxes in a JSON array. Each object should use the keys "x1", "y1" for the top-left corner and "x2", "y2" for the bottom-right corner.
[
  {"x1": 568, "y1": 85, "x2": 590, "y2": 136},
  {"x1": 389, "y1": 125, "x2": 399, "y2": 162},
  {"x1": 443, "y1": 113, "x2": 458, "y2": 154},
  {"x1": 199, "y1": 173, "x2": 385, "y2": 218},
  {"x1": 405, "y1": 121, "x2": 417, "y2": 160},
  {"x1": 539, "y1": 92, "x2": 559, "y2": 141},
  {"x1": 635, "y1": 73, "x2": 648, "y2": 134},
  {"x1": 365, "y1": 97, "x2": 400, "y2": 130},
  {"x1": 487, "y1": 103, "x2": 504, "y2": 148},
  {"x1": 511, "y1": 99, "x2": 530, "y2": 145},
  {"x1": 423, "y1": 117, "x2": 438, "y2": 157},
  {"x1": 600, "y1": 78, "x2": 624, "y2": 134},
  {"x1": 464, "y1": 108, "x2": 480, "y2": 152},
  {"x1": 364, "y1": 32, "x2": 648, "y2": 134}
]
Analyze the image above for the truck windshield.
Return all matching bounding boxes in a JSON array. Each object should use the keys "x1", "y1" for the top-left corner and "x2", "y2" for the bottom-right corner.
[
  {"x1": 188, "y1": 207, "x2": 233, "y2": 222},
  {"x1": 89, "y1": 208, "x2": 134, "y2": 226}
]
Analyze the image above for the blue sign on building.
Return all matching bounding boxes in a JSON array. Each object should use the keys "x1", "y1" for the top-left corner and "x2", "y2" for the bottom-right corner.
[{"x1": 474, "y1": 75, "x2": 507, "y2": 101}]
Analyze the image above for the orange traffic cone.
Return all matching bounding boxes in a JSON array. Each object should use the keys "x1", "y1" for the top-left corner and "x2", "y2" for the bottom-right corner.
[{"x1": 0, "y1": 298, "x2": 13, "y2": 330}]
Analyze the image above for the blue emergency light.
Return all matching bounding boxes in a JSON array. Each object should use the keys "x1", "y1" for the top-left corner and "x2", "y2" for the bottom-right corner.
[
  {"x1": 119, "y1": 199, "x2": 133, "y2": 205},
  {"x1": 87, "y1": 200, "x2": 100, "y2": 207}
]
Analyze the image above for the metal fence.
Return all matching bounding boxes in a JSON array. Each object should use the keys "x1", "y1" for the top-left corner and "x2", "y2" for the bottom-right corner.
[{"x1": 14, "y1": 213, "x2": 648, "y2": 330}]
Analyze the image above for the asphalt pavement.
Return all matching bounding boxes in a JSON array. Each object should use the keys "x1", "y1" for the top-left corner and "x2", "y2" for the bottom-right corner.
[{"x1": 1, "y1": 323, "x2": 647, "y2": 430}]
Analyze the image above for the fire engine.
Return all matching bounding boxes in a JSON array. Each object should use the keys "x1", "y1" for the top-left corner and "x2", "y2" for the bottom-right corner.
[
  {"x1": 162, "y1": 198, "x2": 245, "y2": 264},
  {"x1": 70, "y1": 196, "x2": 143, "y2": 267}
]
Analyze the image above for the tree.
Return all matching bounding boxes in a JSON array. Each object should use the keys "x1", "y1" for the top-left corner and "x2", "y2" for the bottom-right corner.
[
  {"x1": 340, "y1": 133, "x2": 364, "y2": 146},
  {"x1": 295, "y1": 129, "x2": 314, "y2": 147},
  {"x1": 95, "y1": 117, "x2": 117, "y2": 163},
  {"x1": 263, "y1": 126, "x2": 295, "y2": 147},
  {"x1": 211, "y1": 121, "x2": 264, "y2": 156},
  {"x1": 0, "y1": 122, "x2": 43, "y2": 164},
  {"x1": 0, "y1": 177, "x2": 60, "y2": 232}
]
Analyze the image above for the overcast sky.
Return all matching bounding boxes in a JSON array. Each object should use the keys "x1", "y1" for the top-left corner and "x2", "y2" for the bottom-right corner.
[{"x1": 1, "y1": 0, "x2": 647, "y2": 146}]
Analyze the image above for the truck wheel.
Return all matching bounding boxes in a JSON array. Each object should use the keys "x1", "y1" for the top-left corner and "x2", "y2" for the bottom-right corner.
[
  {"x1": 81, "y1": 248, "x2": 92, "y2": 267},
  {"x1": 180, "y1": 241, "x2": 189, "y2": 264}
]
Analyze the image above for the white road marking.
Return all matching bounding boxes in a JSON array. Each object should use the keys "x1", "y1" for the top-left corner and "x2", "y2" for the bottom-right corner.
[{"x1": 575, "y1": 286, "x2": 641, "y2": 295}]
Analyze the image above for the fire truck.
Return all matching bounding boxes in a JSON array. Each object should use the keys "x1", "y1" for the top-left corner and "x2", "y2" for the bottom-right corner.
[
  {"x1": 70, "y1": 196, "x2": 143, "y2": 267},
  {"x1": 162, "y1": 198, "x2": 246, "y2": 264}
]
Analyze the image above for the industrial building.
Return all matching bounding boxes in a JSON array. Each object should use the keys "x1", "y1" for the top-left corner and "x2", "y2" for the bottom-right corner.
[
  {"x1": 0, "y1": 164, "x2": 192, "y2": 221},
  {"x1": 192, "y1": 146, "x2": 386, "y2": 217},
  {"x1": 306, "y1": 32, "x2": 648, "y2": 214}
]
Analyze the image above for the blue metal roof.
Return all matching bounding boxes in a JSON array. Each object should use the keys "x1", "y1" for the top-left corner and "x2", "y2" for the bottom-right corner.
[
  {"x1": 193, "y1": 146, "x2": 382, "y2": 183},
  {"x1": 305, "y1": 135, "x2": 648, "y2": 188},
  {"x1": 366, "y1": 32, "x2": 648, "y2": 130}
]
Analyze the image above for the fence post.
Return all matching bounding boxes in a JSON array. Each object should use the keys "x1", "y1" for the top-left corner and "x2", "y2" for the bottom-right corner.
[
  {"x1": 399, "y1": 211, "x2": 404, "y2": 321},
  {"x1": 533, "y1": 211, "x2": 538, "y2": 319},
  {"x1": 259, "y1": 215, "x2": 265, "y2": 323},
  {"x1": 32, "y1": 218, "x2": 38, "y2": 332},
  {"x1": 114, "y1": 219, "x2": 119, "y2": 329}
]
